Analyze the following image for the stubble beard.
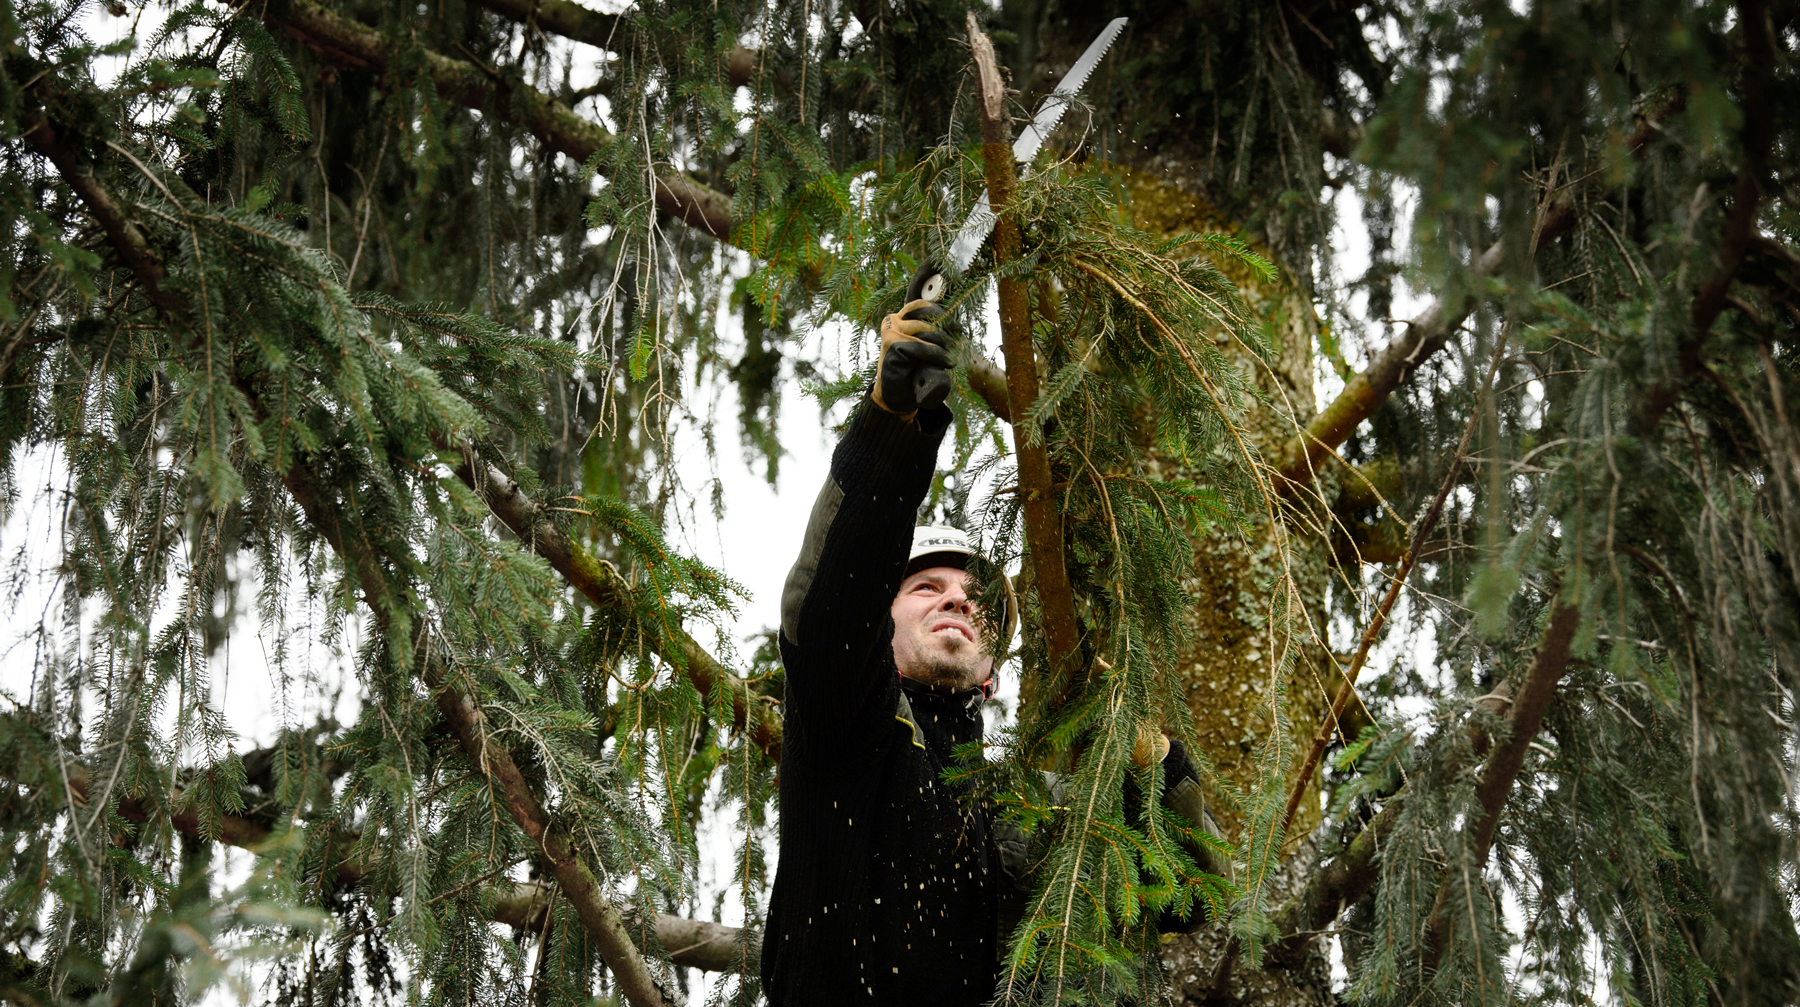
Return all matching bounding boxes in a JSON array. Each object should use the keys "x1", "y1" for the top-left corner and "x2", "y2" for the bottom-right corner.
[
  {"x1": 904, "y1": 653, "x2": 987, "y2": 693},
  {"x1": 898, "y1": 627, "x2": 991, "y2": 692}
]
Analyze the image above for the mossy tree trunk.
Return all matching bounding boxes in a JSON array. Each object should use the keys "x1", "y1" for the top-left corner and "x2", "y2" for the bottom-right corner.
[{"x1": 1011, "y1": 0, "x2": 1384, "y2": 1000}]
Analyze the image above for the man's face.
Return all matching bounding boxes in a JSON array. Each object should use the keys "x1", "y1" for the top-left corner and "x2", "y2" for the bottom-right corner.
[{"x1": 890, "y1": 565, "x2": 995, "y2": 693}]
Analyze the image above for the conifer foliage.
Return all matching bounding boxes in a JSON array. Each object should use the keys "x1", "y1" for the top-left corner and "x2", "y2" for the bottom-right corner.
[{"x1": 2, "y1": 0, "x2": 1798, "y2": 1004}]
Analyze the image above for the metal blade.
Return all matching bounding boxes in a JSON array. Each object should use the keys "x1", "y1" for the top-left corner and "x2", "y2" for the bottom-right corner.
[
  {"x1": 1012, "y1": 17, "x2": 1128, "y2": 166},
  {"x1": 945, "y1": 17, "x2": 1128, "y2": 272},
  {"x1": 946, "y1": 190, "x2": 994, "y2": 272}
]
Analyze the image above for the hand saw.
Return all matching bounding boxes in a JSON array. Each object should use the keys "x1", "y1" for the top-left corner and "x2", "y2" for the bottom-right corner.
[{"x1": 942, "y1": 16, "x2": 1129, "y2": 275}]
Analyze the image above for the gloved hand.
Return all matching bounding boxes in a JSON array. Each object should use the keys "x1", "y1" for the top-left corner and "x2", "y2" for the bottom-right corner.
[{"x1": 871, "y1": 298, "x2": 952, "y2": 417}]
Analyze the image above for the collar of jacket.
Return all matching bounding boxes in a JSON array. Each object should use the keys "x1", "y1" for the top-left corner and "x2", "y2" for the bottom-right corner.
[{"x1": 898, "y1": 674, "x2": 987, "y2": 719}]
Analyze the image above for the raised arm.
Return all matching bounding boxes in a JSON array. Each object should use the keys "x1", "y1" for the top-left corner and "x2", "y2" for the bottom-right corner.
[
  {"x1": 778, "y1": 397, "x2": 950, "y2": 725},
  {"x1": 777, "y1": 270, "x2": 960, "y2": 739}
]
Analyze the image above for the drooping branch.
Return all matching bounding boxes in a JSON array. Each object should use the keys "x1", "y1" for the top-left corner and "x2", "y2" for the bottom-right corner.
[
  {"x1": 1281, "y1": 101, "x2": 1678, "y2": 492},
  {"x1": 20, "y1": 135, "x2": 676, "y2": 1007},
  {"x1": 967, "y1": 15, "x2": 1081, "y2": 692},
  {"x1": 1421, "y1": 597, "x2": 1581, "y2": 963},
  {"x1": 34, "y1": 746, "x2": 752, "y2": 972},
  {"x1": 1267, "y1": 600, "x2": 1577, "y2": 975},
  {"x1": 282, "y1": 457, "x2": 678, "y2": 1007},
  {"x1": 1637, "y1": 1, "x2": 1770, "y2": 433},
  {"x1": 17, "y1": 110, "x2": 184, "y2": 316},
  {"x1": 275, "y1": 0, "x2": 734, "y2": 241},
  {"x1": 453, "y1": 449, "x2": 781, "y2": 761},
  {"x1": 426, "y1": 652, "x2": 678, "y2": 1006},
  {"x1": 470, "y1": 0, "x2": 756, "y2": 88},
  {"x1": 25, "y1": 73, "x2": 763, "y2": 973}
]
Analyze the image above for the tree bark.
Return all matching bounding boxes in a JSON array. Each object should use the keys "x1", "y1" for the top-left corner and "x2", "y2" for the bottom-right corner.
[{"x1": 967, "y1": 15, "x2": 1083, "y2": 692}]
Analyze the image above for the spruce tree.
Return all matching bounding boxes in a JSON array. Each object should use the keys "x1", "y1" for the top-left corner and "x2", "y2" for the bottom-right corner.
[{"x1": 2, "y1": 0, "x2": 1797, "y2": 1005}]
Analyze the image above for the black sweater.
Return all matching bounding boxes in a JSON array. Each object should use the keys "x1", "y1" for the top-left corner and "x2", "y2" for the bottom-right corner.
[
  {"x1": 759, "y1": 398, "x2": 1220, "y2": 1004},
  {"x1": 761, "y1": 399, "x2": 1001, "y2": 1005}
]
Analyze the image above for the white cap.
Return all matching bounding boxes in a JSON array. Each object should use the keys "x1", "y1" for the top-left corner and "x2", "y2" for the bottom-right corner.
[
  {"x1": 906, "y1": 525, "x2": 1018, "y2": 650},
  {"x1": 907, "y1": 525, "x2": 978, "y2": 572}
]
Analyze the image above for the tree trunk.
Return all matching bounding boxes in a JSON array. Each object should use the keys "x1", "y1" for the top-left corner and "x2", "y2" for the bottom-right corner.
[{"x1": 1019, "y1": 1, "x2": 1349, "y2": 999}]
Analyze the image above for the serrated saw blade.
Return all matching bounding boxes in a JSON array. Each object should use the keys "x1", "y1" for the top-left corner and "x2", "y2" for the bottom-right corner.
[
  {"x1": 947, "y1": 16, "x2": 1128, "y2": 272},
  {"x1": 1013, "y1": 17, "x2": 1128, "y2": 166}
]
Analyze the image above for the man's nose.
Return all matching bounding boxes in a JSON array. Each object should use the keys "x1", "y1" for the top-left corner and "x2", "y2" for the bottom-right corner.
[{"x1": 939, "y1": 589, "x2": 972, "y2": 614}]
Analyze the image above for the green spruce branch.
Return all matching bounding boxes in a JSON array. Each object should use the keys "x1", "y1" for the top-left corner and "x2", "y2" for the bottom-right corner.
[{"x1": 270, "y1": 0, "x2": 734, "y2": 240}]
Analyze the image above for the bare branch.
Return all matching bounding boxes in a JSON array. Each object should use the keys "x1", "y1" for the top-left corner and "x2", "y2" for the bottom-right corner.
[
  {"x1": 1465, "y1": 600, "x2": 1582, "y2": 866},
  {"x1": 493, "y1": 882, "x2": 758, "y2": 973},
  {"x1": 1266, "y1": 798, "x2": 1403, "y2": 965}
]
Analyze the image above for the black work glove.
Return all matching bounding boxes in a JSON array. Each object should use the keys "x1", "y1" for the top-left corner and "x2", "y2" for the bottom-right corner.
[{"x1": 871, "y1": 298, "x2": 952, "y2": 417}]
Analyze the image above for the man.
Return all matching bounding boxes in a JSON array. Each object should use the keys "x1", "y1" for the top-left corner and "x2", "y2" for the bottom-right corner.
[{"x1": 762, "y1": 293, "x2": 1217, "y2": 1005}]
